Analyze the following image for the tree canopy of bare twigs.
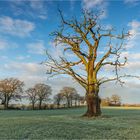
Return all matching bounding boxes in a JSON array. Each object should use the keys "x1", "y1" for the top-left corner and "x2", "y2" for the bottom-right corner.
[
  {"x1": 110, "y1": 94, "x2": 121, "y2": 105},
  {"x1": 26, "y1": 88, "x2": 38, "y2": 110},
  {"x1": 59, "y1": 87, "x2": 78, "y2": 107},
  {"x1": 54, "y1": 93, "x2": 63, "y2": 108},
  {"x1": 26, "y1": 83, "x2": 52, "y2": 110},
  {"x1": 34, "y1": 83, "x2": 52, "y2": 109}
]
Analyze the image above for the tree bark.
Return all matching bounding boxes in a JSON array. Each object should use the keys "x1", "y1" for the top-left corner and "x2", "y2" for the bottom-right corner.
[
  {"x1": 32, "y1": 102, "x2": 35, "y2": 110},
  {"x1": 83, "y1": 60, "x2": 102, "y2": 117},
  {"x1": 67, "y1": 99, "x2": 70, "y2": 108},
  {"x1": 75, "y1": 99, "x2": 77, "y2": 107},
  {"x1": 70, "y1": 98, "x2": 72, "y2": 107},
  {"x1": 4, "y1": 95, "x2": 9, "y2": 109},
  {"x1": 57, "y1": 103, "x2": 60, "y2": 109},
  {"x1": 39, "y1": 100, "x2": 42, "y2": 110},
  {"x1": 84, "y1": 94, "x2": 101, "y2": 117}
]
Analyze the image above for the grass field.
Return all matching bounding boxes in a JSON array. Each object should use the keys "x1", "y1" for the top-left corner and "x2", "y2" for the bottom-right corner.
[{"x1": 0, "y1": 107, "x2": 140, "y2": 139}]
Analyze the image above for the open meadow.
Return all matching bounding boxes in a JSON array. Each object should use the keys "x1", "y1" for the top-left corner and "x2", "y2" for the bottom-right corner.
[{"x1": 0, "y1": 107, "x2": 140, "y2": 139}]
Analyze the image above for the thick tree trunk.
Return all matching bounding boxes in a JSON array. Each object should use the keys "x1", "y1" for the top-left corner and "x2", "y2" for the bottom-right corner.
[
  {"x1": 84, "y1": 94, "x2": 101, "y2": 117},
  {"x1": 67, "y1": 99, "x2": 70, "y2": 108},
  {"x1": 78, "y1": 100, "x2": 80, "y2": 106},
  {"x1": 57, "y1": 102, "x2": 60, "y2": 108},
  {"x1": 39, "y1": 100, "x2": 42, "y2": 109},
  {"x1": 32, "y1": 102, "x2": 35, "y2": 110},
  {"x1": 70, "y1": 99, "x2": 72, "y2": 107},
  {"x1": 84, "y1": 60, "x2": 102, "y2": 117},
  {"x1": 75, "y1": 99, "x2": 77, "y2": 107},
  {"x1": 4, "y1": 101, "x2": 9, "y2": 109},
  {"x1": 4, "y1": 96, "x2": 9, "y2": 109}
]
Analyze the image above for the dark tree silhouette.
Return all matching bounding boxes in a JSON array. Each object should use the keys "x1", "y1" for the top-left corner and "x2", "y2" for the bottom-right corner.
[
  {"x1": 54, "y1": 93, "x2": 63, "y2": 108},
  {"x1": 59, "y1": 87, "x2": 77, "y2": 108},
  {"x1": 26, "y1": 88, "x2": 38, "y2": 110}
]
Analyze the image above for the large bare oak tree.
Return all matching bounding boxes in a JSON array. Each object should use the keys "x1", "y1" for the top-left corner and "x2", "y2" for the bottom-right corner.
[{"x1": 45, "y1": 10, "x2": 137, "y2": 117}]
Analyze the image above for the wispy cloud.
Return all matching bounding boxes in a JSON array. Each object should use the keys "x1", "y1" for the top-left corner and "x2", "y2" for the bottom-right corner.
[
  {"x1": 10, "y1": 0, "x2": 47, "y2": 19},
  {"x1": 3, "y1": 62, "x2": 46, "y2": 77},
  {"x1": 0, "y1": 16, "x2": 35, "y2": 37},
  {"x1": 0, "y1": 38, "x2": 18, "y2": 50},
  {"x1": 1, "y1": 61, "x2": 47, "y2": 88},
  {"x1": 124, "y1": 0, "x2": 140, "y2": 6},
  {"x1": 82, "y1": 0, "x2": 104, "y2": 9},
  {"x1": 82, "y1": 0, "x2": 108, "y2": 18},
  {"x1": 126, "y1": 20, "x2": 140, "y2": 48},
  {"x1": 48, "y1": 41, "x2": 77, "y2": 60},
  {"x1": 16, "y1": 55, "x2": 30, "y2": 60},
  {"x1": 0, "y1": 39, "x2": 9, "y2": 50},
  {"x1": 27, "y1": 41, "x2": 46, "y2": 55}
]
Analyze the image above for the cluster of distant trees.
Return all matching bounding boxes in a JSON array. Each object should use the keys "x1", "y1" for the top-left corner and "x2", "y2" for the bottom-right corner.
[
  {"x1": 0, "y1": 78, "x2": 85, "y2": 110},
  {"x1": 54, "y1": 87, "x2": 85, "y2": 108},
  {"x1": 101, "y1": 94, "x2": 121, "y2": 106}
]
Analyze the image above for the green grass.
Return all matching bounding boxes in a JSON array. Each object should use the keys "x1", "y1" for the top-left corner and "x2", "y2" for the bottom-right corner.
[{"x1": 0, "y1": 107, "x2": 140, "y2": 139}]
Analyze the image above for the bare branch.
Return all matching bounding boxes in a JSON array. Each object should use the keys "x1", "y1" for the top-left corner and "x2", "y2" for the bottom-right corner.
[{"x1": 99, "y1": 75, "x2": 140, "y2": 85}]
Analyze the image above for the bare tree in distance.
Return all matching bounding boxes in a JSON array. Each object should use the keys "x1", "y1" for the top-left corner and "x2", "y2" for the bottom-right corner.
[
  {"x1": 110, "y1": 94, "x2": 121, "y2": 105},
  {"x1": 0, "y1": 92, "x2": 4, "y2": 105},
  {"x1": 59, "y1": 87, "x2": 77, "y2": 108},
  {"x1": 35, "y1": 83, "x2": 52, "y2": 109},
  {"x1": 73, "y1": 92, "x2": 81, "y2": 107},
  {"x1": 0, "y1": 78, "x2": 24, "y2": 109},
  {"x1": 26, "y1": 88, "x2": 38, "y2": 110},
  {"x1": 54, "y1": 93, "x2": 63, "y2": 108},
  {"x1": 45, "y1": 9, "x2": 139, "y2": 117}
]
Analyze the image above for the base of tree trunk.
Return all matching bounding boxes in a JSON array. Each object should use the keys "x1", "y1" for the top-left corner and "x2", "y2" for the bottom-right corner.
[
  {"x1": 83, "y1": 111, "x2": 101, "y2": 117},
  {"x1": 83, "y1": 96, "x2": 101, "y2": 117}
]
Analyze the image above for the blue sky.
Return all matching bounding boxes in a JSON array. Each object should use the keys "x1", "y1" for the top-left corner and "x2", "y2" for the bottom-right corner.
[{"x1": 0, "y1": 0, "x2": 140, "y2": 104}]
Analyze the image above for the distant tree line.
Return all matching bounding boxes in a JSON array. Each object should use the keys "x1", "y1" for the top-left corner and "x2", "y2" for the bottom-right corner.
[
  {"x1": 0, "y1": 78, "x2": 85, "y2": 110},
  {"x1": 0, "y1": 77, "x2": 122, "y2": 110}
]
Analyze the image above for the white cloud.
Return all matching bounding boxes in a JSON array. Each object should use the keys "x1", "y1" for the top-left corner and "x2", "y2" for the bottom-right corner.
[
  {"x1": 27, "y1": 41, "x2": 46, "y2": 55},
  {"x1": 0, "y1": 16, "x2": 35, "y2": 37}
]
